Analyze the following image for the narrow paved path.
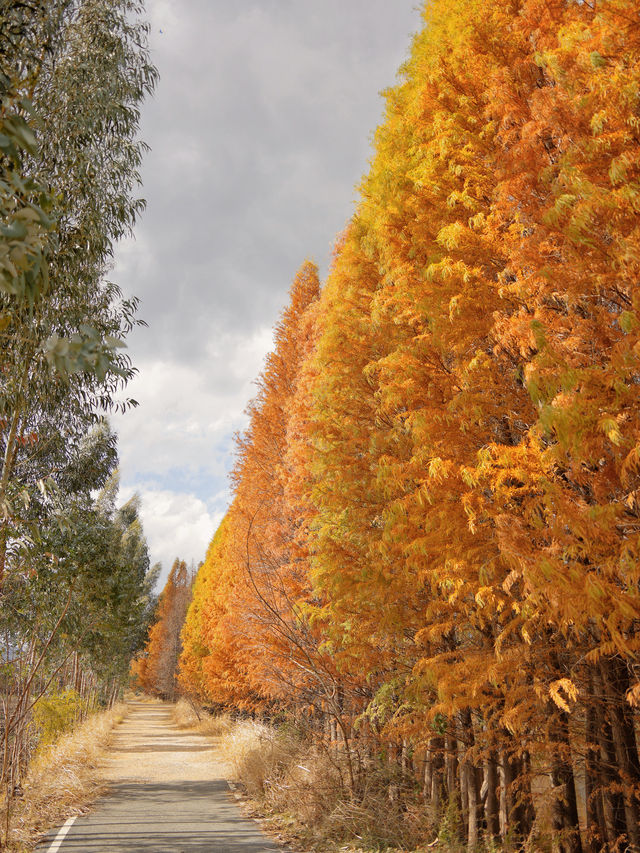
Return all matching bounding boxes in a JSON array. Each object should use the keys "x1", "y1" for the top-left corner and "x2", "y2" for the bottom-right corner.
[{"x1": 37, "y1": 701, "x2": 282, "y2": 852}]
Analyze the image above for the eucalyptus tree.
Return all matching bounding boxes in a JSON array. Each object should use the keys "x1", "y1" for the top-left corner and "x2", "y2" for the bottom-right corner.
[
  {"x1": 0, "y1": 422, "x2": 158, "y2": 836},
  {"x1": 0, "y1": 0, "x2": 157, "y2": 585},
  {"x1": 20, "y1": 476, "x2": 157, "y2": 692},
  {"x1": 0, "y1": 422, "x2": 151, "y2": 687},
  {"x1": 0, "y1": 4, "x2": 156, "y2": 839}
]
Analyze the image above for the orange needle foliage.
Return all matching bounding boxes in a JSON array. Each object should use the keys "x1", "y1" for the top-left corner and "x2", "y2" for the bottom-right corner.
[
  {"x1": 179, "y1": 2, "x2": 640, "y2": 850},
  {"x1": 181, "y1": 263, "x2": 349, "y2": 716},
  {"x1": 133, "y1": 558, "x2": 192, "y2": 701}
]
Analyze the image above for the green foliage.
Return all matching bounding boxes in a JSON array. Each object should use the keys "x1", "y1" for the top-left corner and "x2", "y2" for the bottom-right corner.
[
  {"x1": 0, "y1": 0, "x2": 157, "y2": 591},
  {"x1": 0, "y1": 9, "x2": 157, "y2": 841},
  {"x1": 438, "y1": 796, "x2": 464, "y2": 852}
]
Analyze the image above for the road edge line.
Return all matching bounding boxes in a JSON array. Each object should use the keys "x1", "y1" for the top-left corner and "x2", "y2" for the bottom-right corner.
[{"x1": 47, "y1": 816, "x2": 76, "y2": 852}]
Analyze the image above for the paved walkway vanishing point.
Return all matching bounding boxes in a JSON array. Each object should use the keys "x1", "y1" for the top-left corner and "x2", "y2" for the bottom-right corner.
[{"x1": 37, "y1": 701, "x2": 282, "y2": 853}]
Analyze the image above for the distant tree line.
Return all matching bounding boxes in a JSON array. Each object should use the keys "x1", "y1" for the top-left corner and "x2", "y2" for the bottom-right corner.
[{"x1": 131, "y1": 558, "x2": 193, "y2": 702}]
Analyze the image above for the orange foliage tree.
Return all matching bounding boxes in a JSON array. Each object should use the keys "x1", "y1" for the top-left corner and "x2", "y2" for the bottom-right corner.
[
  {"x1": 133, "y1": 558, "x2": 192, "y2": 700},
  {"x1": 180, "y1": 2, "x2": 640, "y2": 850},
  {"x1": 180, "y1": 263, "x2": 353, "y2": 722}
]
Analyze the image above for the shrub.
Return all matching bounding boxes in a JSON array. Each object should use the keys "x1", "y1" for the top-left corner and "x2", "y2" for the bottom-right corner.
[{"x1": 31, "y1": 689, "x2": 86, "y2": 748}]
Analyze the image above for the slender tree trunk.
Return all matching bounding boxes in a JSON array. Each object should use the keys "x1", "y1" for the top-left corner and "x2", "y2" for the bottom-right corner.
[
  {"x1": 501, "y1": 737, "x2": 533, "y2": 844},
  {"x1": 460, "y1": 749, "x2": 469, "y2": 841},
  {"x1": 330, "y1": 716, "x2": 338, "y2": 751},
  {"x1": 611, "y1": 727, "x2": 640, "y2": 849},
  {"x1": 424, "y1": 740, "x2": 433, "y2": 802},
  {"x1": 592, "y1": 667, "x2": 626, "y2": 848},
  {"x1": 335, "y1": 712, "x2": 355, "y2": 794},
  {"x1": 599, "y1": 659, "x2": 640, "y2": 852},
  {"x1": 446, "y1": 728, "x2": 458, "y2": 800},
  {"x1": 430, "y1": 734, "x2": 445, "y2": 816},
  {"x1": 459, "y1": 708, "x2": 481, "y2": 850},
  {"x1": 549, "y1": 710, "x2": 582, "y2": 853},
  {"x1": 447, "y1": 720, "x2": 463, "y2": 841},
  {"x1": 485, "y1": 749, "x2": 500, "y2": 841},
  {"x1": 72, "y1": 652, "x2": 80, "y2": 693},
  {"x1": 0, "y1": 359, "x2": 32, "y2": 588},
  {"x1": 585, "y1": 699, "x2": 606, "y2": 853},
  {"x1": 467, "y1": 763, "x2": 480, "y2": 851}
]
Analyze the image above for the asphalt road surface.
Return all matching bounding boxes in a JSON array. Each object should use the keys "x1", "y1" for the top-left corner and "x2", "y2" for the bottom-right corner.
[{"x1": 37, "y1": 701, "x2": 282, "y2": 853}]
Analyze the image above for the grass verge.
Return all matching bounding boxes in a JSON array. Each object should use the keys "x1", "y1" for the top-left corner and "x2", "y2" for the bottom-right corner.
[{"x1": 4, "y1": 703, "x2": 127, "y2": 852}]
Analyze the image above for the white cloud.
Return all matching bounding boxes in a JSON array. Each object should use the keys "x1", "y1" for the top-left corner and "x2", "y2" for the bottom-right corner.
[
  {"x1": 112, "y1": 325, "x2": 273, "y2": 486},
  {"x1": 120, "y1": 485, "x2": 224, "y2": 586},
  {"x1": 111, "y1": 325, "x2": 273, "y2": 579}
]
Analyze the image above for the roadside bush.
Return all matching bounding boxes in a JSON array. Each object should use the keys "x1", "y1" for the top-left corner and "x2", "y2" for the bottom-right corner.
[
  {"x1": 175, "y1": 705, "x2": 437, "y2": 849},
  {"x1": 218, "y1": 719, "x2": 435, "y2": 850},
  {"x1": 31, "y1": 689, "x2": 86, "y2": 748},
  {"x1": 171, "y1": 698, "x2": 233, "y2": 736}
]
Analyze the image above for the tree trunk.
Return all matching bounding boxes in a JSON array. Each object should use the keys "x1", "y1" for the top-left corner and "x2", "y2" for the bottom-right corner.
[
  {"x1": 585, "y1": 699, "x2": 606, "y2": 853},
  {"x1": 501, "y1": 738, "x2": 533, "y2": 844},
  {"x1": 424, "y1": 740, "x2": 433, "y2": 802},
  {"x1": 549, "y1": 710, "x2": 582, "y2": 853},
  {"x1": 467, "y1": 762, "x2": 480, "y2": 851},
  {"x1": 485, "y1": 749, "x2": 500, "y2": 841},
  {"x1": 592, "y1": 667, "x2": 626, "y2": 848},
  {"x1": 430, "y1": 734, "x2": 445, "y2": 816},
  {"x1": 459, "y1": 708, "x2": 480, "y2": 850},
  {"x1": 446, "y1": 729, "x2": 458, "y2": 800},
  {"x1": 599, "y1": 659, "x2": 640, "y2": 852}
]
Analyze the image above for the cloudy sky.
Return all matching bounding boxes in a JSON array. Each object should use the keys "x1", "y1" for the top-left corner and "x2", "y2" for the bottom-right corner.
[{"x1": 112, "y1": 0, "x2": 423, "y2": 583}]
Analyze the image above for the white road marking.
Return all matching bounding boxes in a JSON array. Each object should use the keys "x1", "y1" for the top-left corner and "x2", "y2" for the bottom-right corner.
[{"x1": 47, "y1": 816, "x2": 76, "y2": 852}]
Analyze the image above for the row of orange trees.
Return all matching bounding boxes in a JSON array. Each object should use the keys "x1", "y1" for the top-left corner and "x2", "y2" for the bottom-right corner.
[
  {"x1": 132, "y1": 559, "x2": 192, "y2": 700},
  {"x1": 179, "y1": 1, "x2": 640, "y2": 850}
]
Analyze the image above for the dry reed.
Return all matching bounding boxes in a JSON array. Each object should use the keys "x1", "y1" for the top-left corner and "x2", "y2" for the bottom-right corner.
[
  {"x1": 217, "y1": 719, "x2": 437, "y2": 851},
  {"x1": 4, "y1": 703, "x2": 127, "y2": 851},
  {"x1": 170, "y1": 697, "x2": 201, "y2": 728}
]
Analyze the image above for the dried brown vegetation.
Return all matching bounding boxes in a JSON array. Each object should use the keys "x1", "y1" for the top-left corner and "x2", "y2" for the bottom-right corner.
[
  {"x1": 170, "y1": 698, "x2": 233, "y2": 738},
  {"x1": 178, "y1": 703, "x2": 435, "y2": 852}
]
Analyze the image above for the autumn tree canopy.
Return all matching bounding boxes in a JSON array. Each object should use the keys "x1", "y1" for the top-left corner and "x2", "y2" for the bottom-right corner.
[{"x1": 180, "y1": 2, "x2": 640, "y2": 850}]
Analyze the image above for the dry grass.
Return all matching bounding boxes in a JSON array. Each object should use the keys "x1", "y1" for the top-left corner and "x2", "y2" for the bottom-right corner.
[
  {"x1": 217, "y1": 719, "x2": 435, "y2": 851},
  {"x1": 218, "y1": 719, "x2": 297, "y2": 797},
  {"x1": 171, "y1": 698, "x2": 233, "y2": 737},
  {"x1": 171, "y1": 697, "x2": 201, "y2": 728},
  {"x1": 4, "y1": 703, "x2": 127, "y2": 852}
]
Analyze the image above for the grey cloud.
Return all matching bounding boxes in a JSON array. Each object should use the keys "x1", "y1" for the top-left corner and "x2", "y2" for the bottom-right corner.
[
  {"x1": 115, "y1": 0, "x2": 422, "y2": 364},
  {"x1": 113, "y1": 0, "x2": 423, "y2": 570}
]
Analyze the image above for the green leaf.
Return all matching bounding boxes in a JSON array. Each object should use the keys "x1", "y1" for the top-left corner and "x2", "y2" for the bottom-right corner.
[
  {"x1": 104, "y1": 335, "x2": 127, "y2": 349},
  {"x1": 19, "y1": 97, "x2": 34, "y2": 115},
  {"x1": 3, "y1": 115, "x2": 37, "y2": 153},
  {"x1": 618, "y1": 311, "x2": 637, "y2": 333},
  {"x1": 79, "y1": 323, "x2": 99, "y2": 339},
  {"x1": 0, "y1": 220, "x2": 28, "y2": 240}
]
